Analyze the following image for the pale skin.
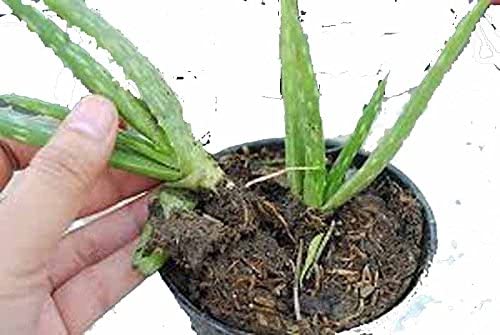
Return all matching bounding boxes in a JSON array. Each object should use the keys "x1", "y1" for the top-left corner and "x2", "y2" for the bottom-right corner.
[{"x1": 0, "y1": 95, "x2": 159, "y2": 335}]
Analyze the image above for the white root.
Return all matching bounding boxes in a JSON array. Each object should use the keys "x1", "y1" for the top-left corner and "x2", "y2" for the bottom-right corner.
[{"x1": 245, "y1": 166, "x2": 319, "y2": 188}]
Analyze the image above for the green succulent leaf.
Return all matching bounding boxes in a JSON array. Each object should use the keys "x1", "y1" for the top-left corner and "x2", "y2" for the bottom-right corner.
[
  {"x1": 132, "y1": 224, "x2": 169, "y2": 277},
  {"x1": 300, "y1": 232, "x2": 324, "y2": 285},
  {"x1": 44, "y1": 0, "x2": 224, "y2": 190},
  {"x1": 323, "y1": 0, "x2": 490, "y2": 211},
  {"x1": 324, "y1": 75, "x2": 388, "y2": 200},
  {"x1": 299, "y1": 220, "x2": 336, "y2": 284},
  {"x1": 0, "y1": 94, "x2": 69, "y2": 120},
  {"x1": 1, "y1": 0, "x2": 172, "y2": 154},
  {"x1": 280, "y1": 0, "x2": 326, "y2": 207},
  {"x1": 0, "y1": 99, "x2": 181, "y2": 181},
  {"x1": 0, "y1": 100, "x2": 58, "y2": 146},
  {"x1": 0, "y1": 94, "x2": 178, "y2": 169}
]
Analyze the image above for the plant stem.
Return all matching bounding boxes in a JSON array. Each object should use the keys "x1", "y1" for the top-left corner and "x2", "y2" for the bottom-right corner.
[
  {"x1": 0, "y1": 101, "x2": 182, "y2": 181},
  {"x1": 45, "y1": 0, "x2": 225, "y2": 190},
  {"x1": 280, "y1": 0, "x2": 326, "y2": 206},
  {"x1": 322, "y1": 0, "x2": 490, "y2": 211},
  {"x1": 2, "y1": 0, "x2": 172, "y2": 154},
  {"x1": 324, "y1": 76, "x2": 388, "y2": 200}
]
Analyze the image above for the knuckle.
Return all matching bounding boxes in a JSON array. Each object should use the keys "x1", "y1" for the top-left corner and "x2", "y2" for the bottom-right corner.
[
  {"x1": 84, "y1": 265, "x2": 112, "y2": 311},
  {"x1": 71, "y1": 229, "x2": 105, "y2": 269},
  {"x1": 0, "y1": 261, "x2": 47, "y2": 297}
]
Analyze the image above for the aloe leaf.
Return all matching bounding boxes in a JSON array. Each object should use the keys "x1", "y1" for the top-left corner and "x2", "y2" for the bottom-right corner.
[
  {"x1": 323, "y1": 0, "x2": 491, "y2": 211},
  {"x1": 280, "y1": 0, "x2": 305, "y2": 198},
  {"x1": 0, "y1": 94, "x2": 178, "y2": 169},
  {"x1": 299, "y1": 220, "x2": 337, "y2": 284},
  {"x1": 110, "y1": 149, "x2": 181, "y2": 182},
  {"x1": 0, "y1": 100, "x2": 182, "y2": 181},
  {"x1": 0, "y1": 100, "x2": 57, "y2": 146},
  {"x1": 1, "y1": 0, "x2": 172, "y2": 154},
  {"x1": 0, "y1": 94, "x2": 69, "y2": 120},
  {"x1": 132, "y1": 223, "x2": 167, "y2": 277},
  {"x1": 115, "y1": 132, "x2": 177, "y2": 169},
  {"x1": 299, "y1": 232, "x2": 324, "y2": 285},
  {"x1": 324, "y1": 75, "x2": 388, "y2": 200},
  {"x1": 133, "y1": 188, "x2": 197, "y2": 276},
  {"x1": 44, "y1": 0, "x2": 224, "y2": 190},
  {"x1": 280, "y1": 0, "x2": 326, "y2": 206}
]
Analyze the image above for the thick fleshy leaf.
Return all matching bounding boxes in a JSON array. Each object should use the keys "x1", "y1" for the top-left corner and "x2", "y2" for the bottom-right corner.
[
  {"x1": 323, "y1": 0, "x2": 491, "y2": 211},
  {"x1": 44, "y1": 0, "x2": 224, "y2": 190},
  {"x1": 0, "y1": 99, "x2": 181, "y2": 181},
  {"x1": 0, "y1": 94, "x2": 177, "y2": 168},
  {"x1": 300, "y1": 232, "x2": 324, "y2": 285},
  {"x1": 1, "y1": 0, "x2": 171, "y2": 153},
  {"x1": 324, "y1": 75, "x2": 387, "y2": 200},
  {"x1": 280, "y1": 0, "x2": 326, "y2": 206}
]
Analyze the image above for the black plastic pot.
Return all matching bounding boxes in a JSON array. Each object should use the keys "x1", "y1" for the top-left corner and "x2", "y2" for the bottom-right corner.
[{"x1": 160, "y1": 138, "x2": 438, "y2": 335}]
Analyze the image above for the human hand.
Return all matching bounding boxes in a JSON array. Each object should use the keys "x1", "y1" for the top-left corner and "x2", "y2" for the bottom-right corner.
[{"x1": 0, "y1": 96, "x2": 158, "y2": 335}]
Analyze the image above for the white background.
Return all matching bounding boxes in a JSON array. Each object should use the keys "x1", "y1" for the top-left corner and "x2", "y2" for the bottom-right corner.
[{"x1": 1, "y1": 0, "x2": 500, "y2": 334}]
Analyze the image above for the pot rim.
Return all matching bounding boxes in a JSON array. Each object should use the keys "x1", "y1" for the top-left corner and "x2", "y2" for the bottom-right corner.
[{"x1": 160, "y1": 137, "x2": 438, "y2": 334}]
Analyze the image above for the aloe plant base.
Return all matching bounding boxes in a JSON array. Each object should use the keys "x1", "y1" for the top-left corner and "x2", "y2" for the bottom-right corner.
[{"x1": 157, "y1": 138, "x2": 437, "y2": 334}]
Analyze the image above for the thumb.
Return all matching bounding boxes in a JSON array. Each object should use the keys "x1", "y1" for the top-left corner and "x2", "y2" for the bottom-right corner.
[{"x1": 0, "y1": 95, "x2": 118, "y2": 276}]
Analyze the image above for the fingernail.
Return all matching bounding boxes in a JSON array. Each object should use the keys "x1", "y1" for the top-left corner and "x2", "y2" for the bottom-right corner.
[{"x1": 66, "y1": 96, "x2": 117, "y2": 140}]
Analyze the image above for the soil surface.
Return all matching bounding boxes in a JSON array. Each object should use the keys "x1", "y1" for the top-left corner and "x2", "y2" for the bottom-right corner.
[{"x1": 159, "y1": 144, "x2": 426, "y2": 334}]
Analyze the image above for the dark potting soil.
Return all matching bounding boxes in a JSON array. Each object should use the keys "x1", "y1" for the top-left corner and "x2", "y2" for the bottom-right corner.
[{"x1": 158, "y1": 145, "x2": 425, "y2": 334}]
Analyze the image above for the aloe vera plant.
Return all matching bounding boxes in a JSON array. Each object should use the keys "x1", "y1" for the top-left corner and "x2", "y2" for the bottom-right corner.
[
  {"x1": 0, "y1": 0, "x2": 492, "y2": 281},
  {"x1": 281, "y1": 0, "x2": 491, "y2": 278}
]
